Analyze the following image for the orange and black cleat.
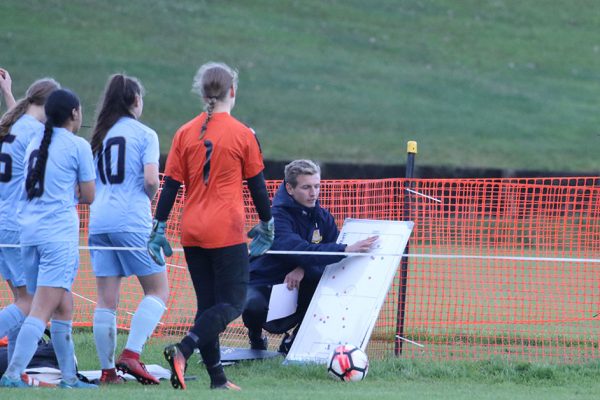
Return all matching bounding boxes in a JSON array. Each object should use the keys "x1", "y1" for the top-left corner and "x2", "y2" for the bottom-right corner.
[{"x1": 163, "y1": 344, "x2": 187, "y2": 390}]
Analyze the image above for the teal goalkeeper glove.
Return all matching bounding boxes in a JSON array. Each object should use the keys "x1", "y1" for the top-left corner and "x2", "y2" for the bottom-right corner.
[
  {"x1": 247, "y1": 218, "x2": 274, "y2": 256},
  {"x1": 147, "y1": 220, "x2": 173, "y2": 266}
]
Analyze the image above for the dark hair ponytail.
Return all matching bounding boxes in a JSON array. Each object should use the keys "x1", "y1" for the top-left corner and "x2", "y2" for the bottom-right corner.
[
  {"x1": 26, "y1": 89, "x2": 79, "y2": 200},
  {"x1": 0, "y1": 78, "x2": 60, "y2": 138},
  {"x1": 91, "y1": 74, "x2": 143, "y2": 156}
]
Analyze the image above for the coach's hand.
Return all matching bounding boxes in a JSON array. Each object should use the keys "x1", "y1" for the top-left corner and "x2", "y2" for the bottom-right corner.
[
  {"x1": 345, "y1": 235, "x2": 379, "y2": 253},
  {"x1": 148, "y1": 219, "x2": 173, "y2": 266},
  {"x1": 248, "y1": 217, "x2": 274, "y2": 256}
]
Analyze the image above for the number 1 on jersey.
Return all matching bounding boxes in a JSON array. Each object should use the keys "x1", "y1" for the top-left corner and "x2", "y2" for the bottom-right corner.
[{"x1": 203, "y1": 139, "x2": 213, "y2": 185}]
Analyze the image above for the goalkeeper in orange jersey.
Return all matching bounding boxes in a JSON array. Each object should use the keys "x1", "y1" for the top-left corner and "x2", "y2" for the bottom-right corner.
[{"x1": 147, "y1": 62, "x2": 273, "y2": 390}]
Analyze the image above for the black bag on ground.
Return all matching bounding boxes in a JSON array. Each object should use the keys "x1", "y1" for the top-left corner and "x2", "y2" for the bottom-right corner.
[{"x1": 0, "y1": 330, "x2": 59, "y2": 377}]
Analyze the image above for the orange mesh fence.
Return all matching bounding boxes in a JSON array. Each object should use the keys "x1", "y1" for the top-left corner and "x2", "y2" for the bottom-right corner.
[{"x1": 1, "y1": 176, "x2": 599, "y2": 363}]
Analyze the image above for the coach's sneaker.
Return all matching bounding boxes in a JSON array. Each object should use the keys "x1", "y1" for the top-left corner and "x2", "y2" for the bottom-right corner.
[
  {"x1": 99, "y1": 369, "x2": 126, "y2": 385},
  {"x1": 58, "y1": 379, "x2": 98, "y2": 389},
  {"x1": 211, "y1": 380, "x2": 241, "y2": 391},
  {"x1": 163, "y1": 344, "x2": 187, "y2": 390},
  {"x1": 249, "y1": 335, "x2": 268, "y2": 350},
  {"x1": 278, "y1": 332, "x2": 295, "y2": 355},
  {"x1": 116, "y1": 349, "x2": 159, "y2": 385}
]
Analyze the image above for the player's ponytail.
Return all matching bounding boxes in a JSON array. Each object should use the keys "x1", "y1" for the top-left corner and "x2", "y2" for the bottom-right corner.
[
  {"x1": 199, "y1": 97, "x2": 217, "y2": 139},
  {"x1": 91, "y1": 73, "x2": 143, "y2": 156},
  {"x1": 192, "y1": 62, "x2": 238, "y2": 139},
  {"x1": 0, "y1": 78, "x2": 60, "y2": 138},
  {"x1": 26, "y1": 89, "x2": 80, "y2": 200}
]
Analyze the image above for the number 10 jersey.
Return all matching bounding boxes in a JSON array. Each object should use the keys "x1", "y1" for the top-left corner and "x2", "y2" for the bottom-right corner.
[{"x1": 89, "y1": 116, "x2": 160, "y2": 235}]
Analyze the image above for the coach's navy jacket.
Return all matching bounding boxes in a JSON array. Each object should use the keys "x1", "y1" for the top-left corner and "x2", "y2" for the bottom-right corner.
[{"x1": 248, "y1": 182, "x2": 347, "y2": 286}]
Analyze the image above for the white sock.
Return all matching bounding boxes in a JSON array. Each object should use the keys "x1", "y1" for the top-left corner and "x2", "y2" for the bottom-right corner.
[
  {"x1": 7, "y1": 323, "x2": 22, "y2": 364},
  {"x1": 5, "y1": 316, "x2": 45, "y2": 380},
  {"x1": 93, "y1": 308, "x2": 117, "y2": 369},
  {"x1": 50, "y1": 319, "x2": 78, "y2": 384},
  {"x1": 0, "y1": 304, "x2": 25, "y2": 338},
  {"x1": 125, "y1": 296, "x2": 166, "y2": 354}
]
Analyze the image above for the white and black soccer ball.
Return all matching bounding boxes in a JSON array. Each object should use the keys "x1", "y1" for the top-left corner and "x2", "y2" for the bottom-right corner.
[{"x1": 327, "y1": 344, "x2": 369, "y2": 382}]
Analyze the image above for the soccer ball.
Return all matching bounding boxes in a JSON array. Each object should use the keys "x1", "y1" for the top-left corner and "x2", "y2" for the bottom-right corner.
[{"x1": 327, "y1": 344, "x2": 369, "y2": 382}]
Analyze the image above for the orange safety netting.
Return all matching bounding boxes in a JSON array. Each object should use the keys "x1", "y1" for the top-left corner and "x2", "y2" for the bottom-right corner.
[{"x1": 1, "y1": 176, "x2": 599, "y2": 363}]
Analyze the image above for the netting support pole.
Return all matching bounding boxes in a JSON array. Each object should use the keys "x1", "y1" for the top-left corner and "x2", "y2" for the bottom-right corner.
[{"x1": 395, "y1": 140, "x2": 417, "y2": 356}]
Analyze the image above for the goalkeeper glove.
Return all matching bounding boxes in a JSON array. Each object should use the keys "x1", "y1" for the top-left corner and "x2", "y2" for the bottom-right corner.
[
  {"x1": 147, "y1": 219, "x2": 173, "y2": 266},
  {"x1": 247, "y1": 217, "x2": 274, "y2": 256}
]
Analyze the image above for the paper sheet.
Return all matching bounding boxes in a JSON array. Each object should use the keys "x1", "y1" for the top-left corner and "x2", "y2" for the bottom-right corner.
[{"x1": 267, "y1": 283, "x2": 298, "y2": 322}]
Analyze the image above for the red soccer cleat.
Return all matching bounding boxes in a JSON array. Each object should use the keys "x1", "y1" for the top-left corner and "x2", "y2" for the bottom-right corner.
[
  {"x1": 99, "y1": 368, "x2": 126, "y2": 385},
  {"x1": 116, "y1": 349, "x2": 159, "y2": 385}
]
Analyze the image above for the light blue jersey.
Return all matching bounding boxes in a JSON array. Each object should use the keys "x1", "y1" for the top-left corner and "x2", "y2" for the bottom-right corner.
[
  {"x1": 19, "y1": 127, "x2": 96, "y2": 245},
  {"x1": 0, "y1": 114, "x2": 43, "y2": 232},
  {"x1": 89, "y1": 117, "x2": 159, "y2": 234}
]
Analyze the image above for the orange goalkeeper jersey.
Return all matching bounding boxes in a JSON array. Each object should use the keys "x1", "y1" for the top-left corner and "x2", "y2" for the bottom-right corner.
[{"x1": 164, "y1": 112, "x2": 264, "y2": 248}]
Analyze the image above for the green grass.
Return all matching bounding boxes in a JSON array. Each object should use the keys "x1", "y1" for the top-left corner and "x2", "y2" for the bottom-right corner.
[
  {"x1": 1, "y1": 0, "x2": 599, "y2": 172},
  {"x1": 4, "y1": 332, "x2": 600, "y2": 399}
]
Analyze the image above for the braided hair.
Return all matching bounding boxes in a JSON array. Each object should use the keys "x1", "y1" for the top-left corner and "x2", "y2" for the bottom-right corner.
[
  {"x1": 26, "y1": 89, "x2": 80, "y2": 200},
  {"x1": 91, "y1": 74, "x2": 144, "y2": 156},
  {"x1": 0, "y1": 78, "x2": 60, "y2": 138},
  {"x1": 191, "y1": 62, "x2": 238, "y2": 139}
]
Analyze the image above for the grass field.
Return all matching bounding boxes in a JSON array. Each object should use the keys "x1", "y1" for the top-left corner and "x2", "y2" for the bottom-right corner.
[
  {"x1": 2, "y1": 332, "x2": 599, "y2": 399},
  {"x1": 1, "y1": 0, "x2": 599, "y2": 172},
  {"x1": 2, "y1": 2, "x2": 599, "y2": 397}
]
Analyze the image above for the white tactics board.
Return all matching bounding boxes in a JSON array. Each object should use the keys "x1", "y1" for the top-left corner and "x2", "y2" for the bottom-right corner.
[{"x1": 285, "y1": 218, "x2": 414, "y2": 364}]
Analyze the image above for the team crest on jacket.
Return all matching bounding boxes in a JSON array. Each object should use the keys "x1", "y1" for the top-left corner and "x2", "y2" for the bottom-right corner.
[{"x1": 312, "y1": 228, "x2": 322, "y2": 243}]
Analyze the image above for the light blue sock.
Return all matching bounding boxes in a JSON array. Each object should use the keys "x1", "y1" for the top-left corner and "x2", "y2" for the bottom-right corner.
[
  {"x1": 0, "y1": 304, "x2": 25, "y2": 338},
  {"x1": 50, "y1": 319, "x2": 77, "y2": 384},
  {"x1": 7, "y1": 323, "x2": 22, "y2": 364},
  {"x1": 4, "y1": 316, "x2": 45, "y2": 380},
  {"x1": 93, "y1": 308, "x2": 117, "y2": 369},
  {"x1": 125, "y1": 296, "x2": 166, "y2": 354}
]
